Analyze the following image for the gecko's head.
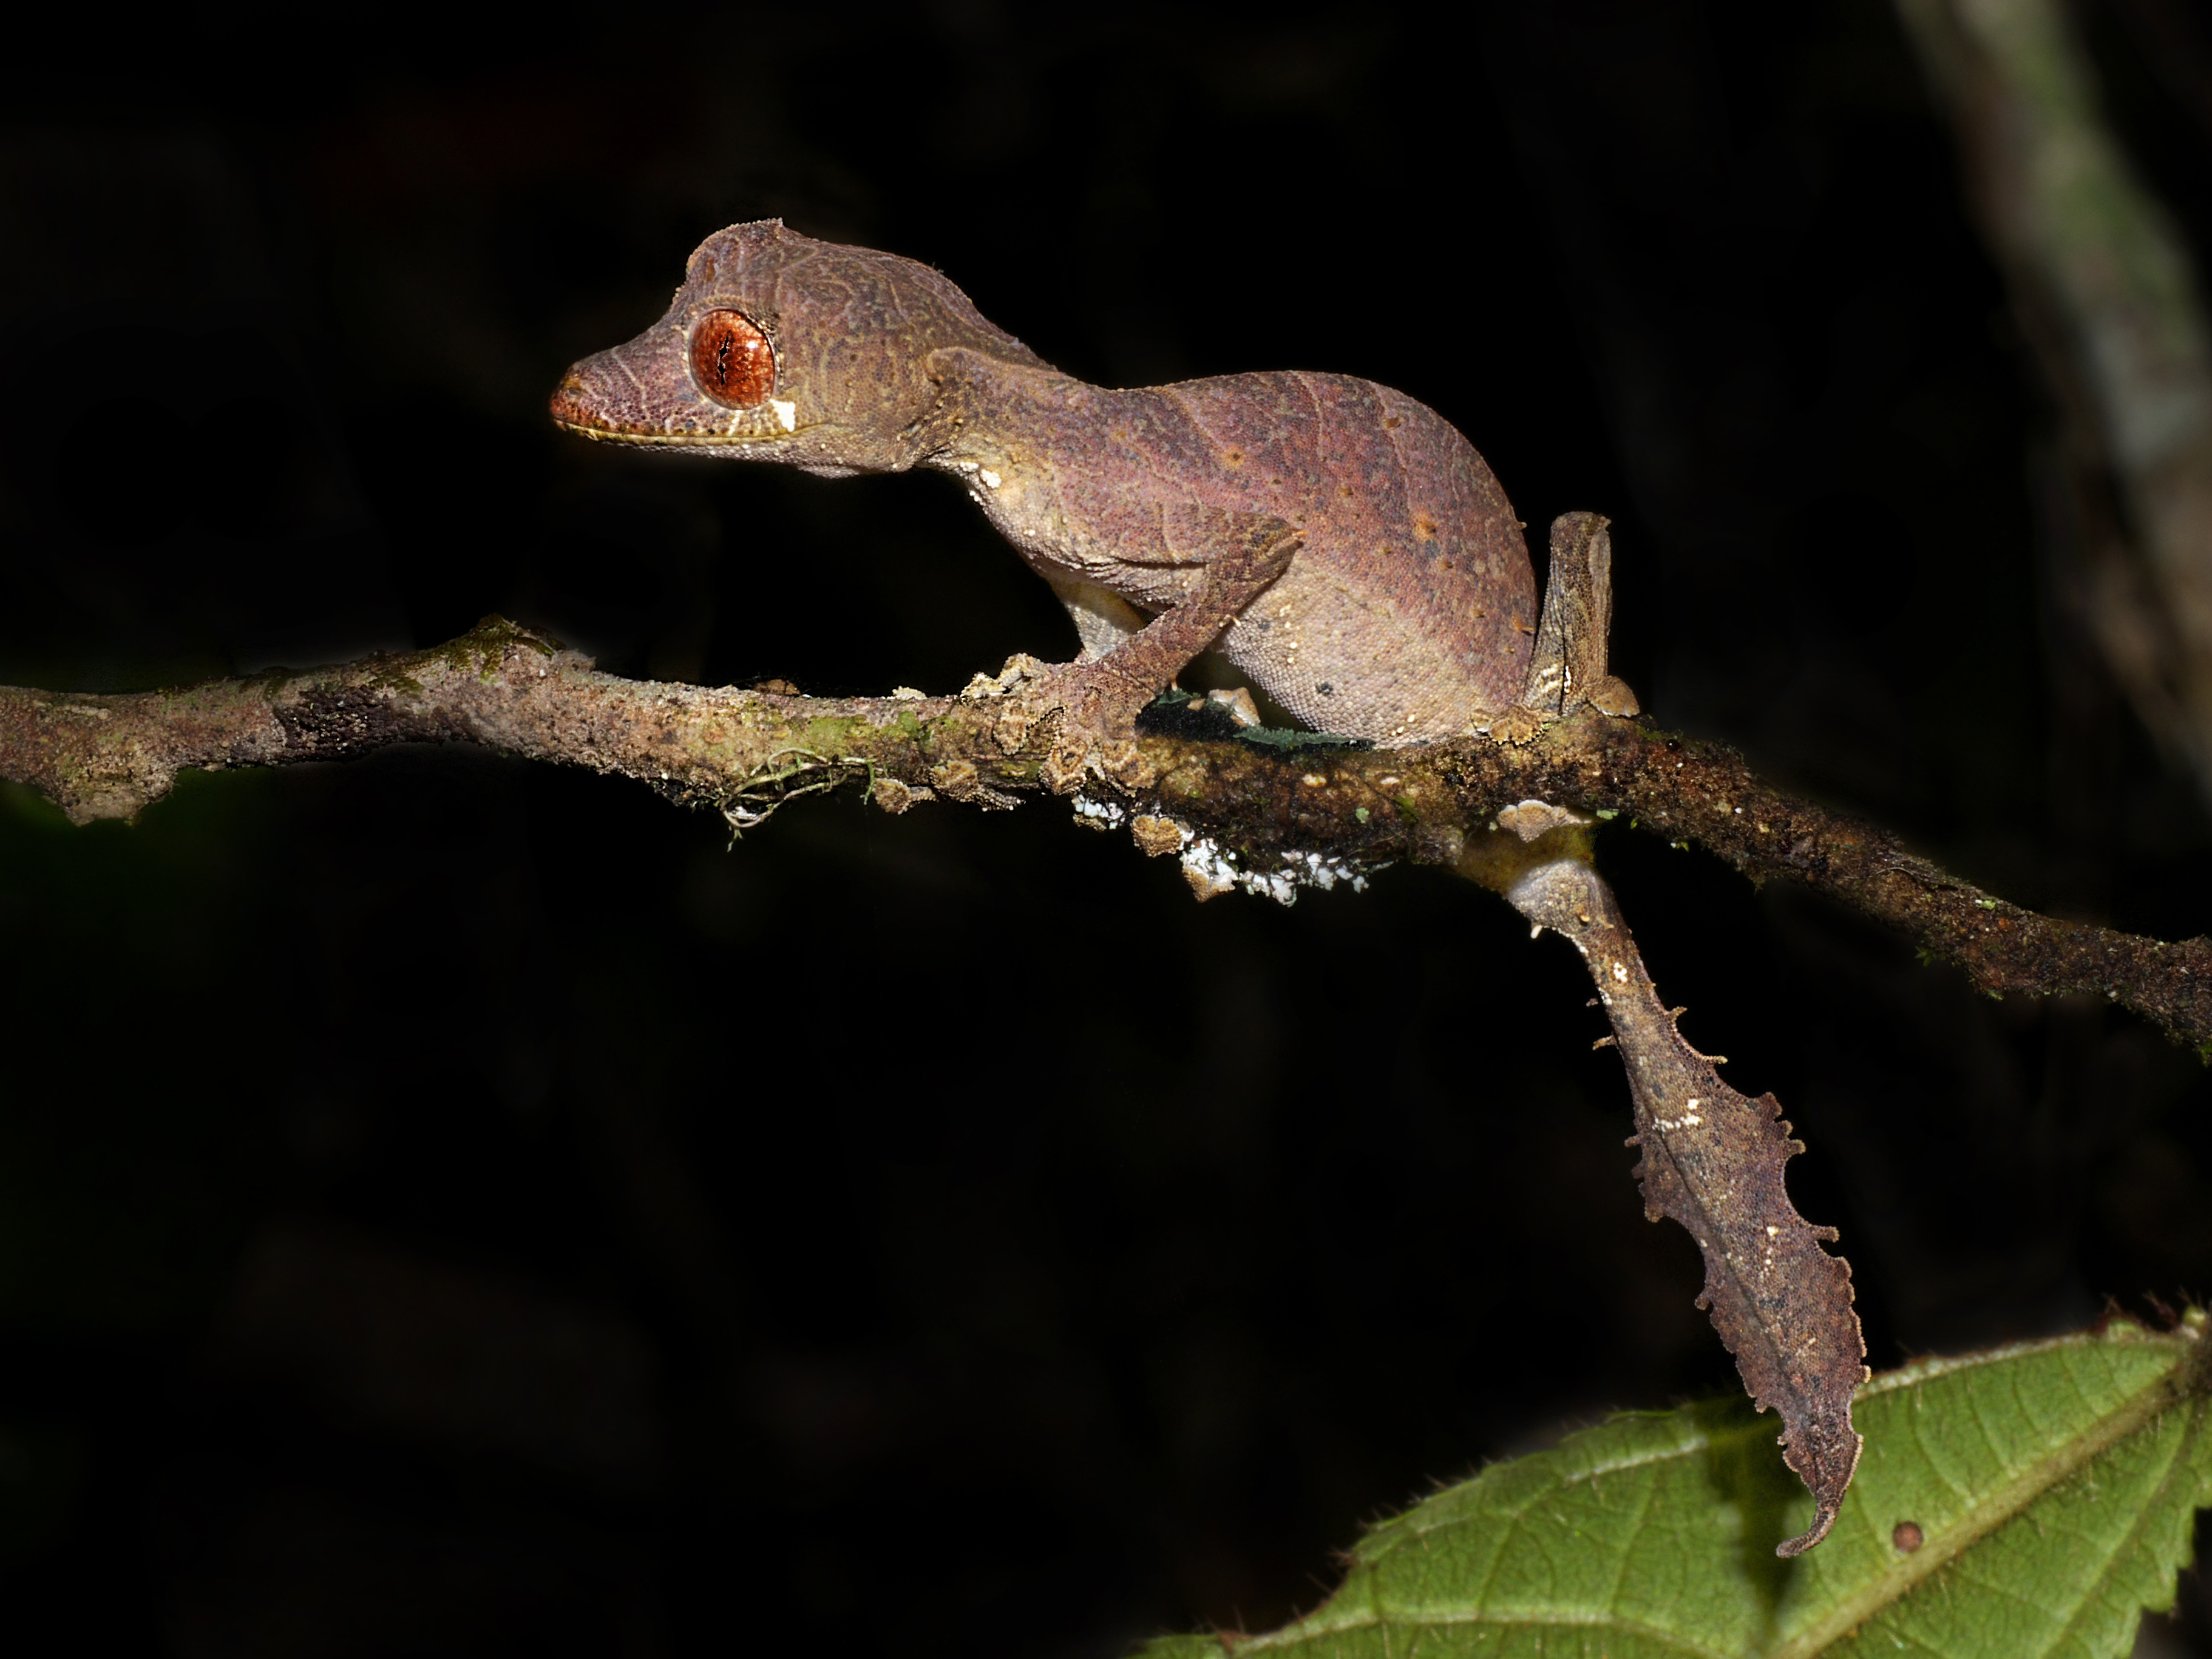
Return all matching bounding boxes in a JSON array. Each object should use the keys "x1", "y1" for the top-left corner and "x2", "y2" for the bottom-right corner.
[{"x1": 549, "y1": 219, "x2": 1045, "y2": 477}]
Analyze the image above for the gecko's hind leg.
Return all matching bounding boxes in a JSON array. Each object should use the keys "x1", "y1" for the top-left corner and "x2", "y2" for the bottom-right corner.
[{"x1": 1496, "y1": 512, "x2": 1639, "y2": 744}]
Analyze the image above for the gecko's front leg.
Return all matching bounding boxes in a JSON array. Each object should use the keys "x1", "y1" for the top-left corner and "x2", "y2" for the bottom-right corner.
[{"x1": 999, "y1": 514, "x2": 1303, "y2": 793}]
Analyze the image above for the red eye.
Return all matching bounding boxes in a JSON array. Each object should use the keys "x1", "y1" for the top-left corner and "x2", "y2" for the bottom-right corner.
[{"x1": 690, "y1": 310, "x2": 775, "y2": 407}]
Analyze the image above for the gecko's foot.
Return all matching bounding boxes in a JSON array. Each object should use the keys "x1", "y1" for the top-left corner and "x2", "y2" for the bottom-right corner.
[
  {"x1": 1038, "y1": 733, "x2": 1153, "y2": 797},
  {"x1": 1487, "y1": 675, "x2": 1638, "y2": 747},
  {"x1": 964, "y1": 654, "x2": 1062, "y2": 756},
  {"x1": 1037, "y1": 736, "x2": 1088, "y2": 796},
  {"x1": 972, "y1": 654, "x2": 1158, "y2": 793},
  {"x1": 963, "y1": 654, "x2": 1055, "y2": 753},
  {"x1": 999, "y1": 657, "x2": 1150, "y2": 748},
  {"x1": 1036, "y1": 736, "x2": 1145, "y2": 796},
  {"x1": 1035, "y1": 730, "x2": 1159, "y2": 801},
  {"x1": 962, "y1": 654, "x2": 1051, "y2": 700},
  {"x1": 996, "y1": 697, "x2": 1053, "y2": 756},
  {"x1": 1488, "y1": 705, "x2": 1545, "y2": 747},
  {"x1": 1587, "y1": 674, "x2": 1641, "y2": 718}
]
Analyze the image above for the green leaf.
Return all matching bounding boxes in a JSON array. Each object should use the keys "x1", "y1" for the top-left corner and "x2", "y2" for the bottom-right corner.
[{"x1": 1142, "y1": 1315, "x2": 2212, "y2": 1658}]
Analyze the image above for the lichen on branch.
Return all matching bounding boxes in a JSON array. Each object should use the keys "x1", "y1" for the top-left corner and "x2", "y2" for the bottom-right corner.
[{"x1": 3, "y1": 616, "x2": 2209, "y2": 1050}]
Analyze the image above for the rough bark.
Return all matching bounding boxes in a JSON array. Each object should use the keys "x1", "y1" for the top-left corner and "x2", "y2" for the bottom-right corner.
[{"x1": 4, "y1": 616, "x2": 2209, "y2": 1047}]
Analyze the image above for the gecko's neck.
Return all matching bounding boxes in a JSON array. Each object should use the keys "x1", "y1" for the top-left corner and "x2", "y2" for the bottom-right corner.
[
  {"x1": 910, "y1": 350, "x2": 1084, "y2": 475},
  {"x1": 904, "y1": 353, "x2": 1100, "y2": 555}
]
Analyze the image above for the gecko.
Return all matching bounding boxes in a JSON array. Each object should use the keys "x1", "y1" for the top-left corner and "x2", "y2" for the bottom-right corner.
[
  {"x1": 542, "y1": 227, "x2": 1882, "y2": 1555},
  {"x1": 548, "y1": 220, "x2": 1635, "y2": 764}
]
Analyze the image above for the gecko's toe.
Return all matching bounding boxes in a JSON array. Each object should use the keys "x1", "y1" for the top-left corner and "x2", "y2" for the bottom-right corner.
[
  {"x1": 1487, "y1": 706, "x2": 1545, "y2": 747},
  {"x1": 1589, "y1": 675, "x2": 1641, "y2": 718}
]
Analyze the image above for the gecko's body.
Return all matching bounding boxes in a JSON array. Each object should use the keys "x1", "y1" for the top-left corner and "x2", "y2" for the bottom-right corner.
[
  {"x1": 552, "y1": 222, "x2": 1641, "y2": 748},
  {"x1": 932, "y1": 362, "x2": 1539, "y2": 745},
  {"x1": 551, "y1": 221, "x2": 1561, "y2": 747}
]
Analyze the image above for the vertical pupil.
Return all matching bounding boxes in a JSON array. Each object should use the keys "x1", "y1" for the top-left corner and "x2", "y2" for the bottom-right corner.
[{"x1": 693, "y1": 312, "x2": 772, "y2": 408}]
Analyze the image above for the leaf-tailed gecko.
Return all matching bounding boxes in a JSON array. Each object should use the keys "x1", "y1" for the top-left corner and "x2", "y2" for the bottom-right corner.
[
  {"x1": 547, "y1": 225, "x2": 1880, "y2": 1552},
  {"x1": 549, "y1": 220, "x2": 1635, "y2": 756}
]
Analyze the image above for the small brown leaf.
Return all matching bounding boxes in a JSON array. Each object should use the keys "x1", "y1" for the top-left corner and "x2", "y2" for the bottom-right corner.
[{"x1": 1503, "y1": 855, "x2": 1868, "y2": 1556}]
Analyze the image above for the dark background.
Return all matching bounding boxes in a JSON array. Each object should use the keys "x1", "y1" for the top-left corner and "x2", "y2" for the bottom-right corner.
[{"x1": 5, "y1": 2, "x2": 2212, "y2": 1654}]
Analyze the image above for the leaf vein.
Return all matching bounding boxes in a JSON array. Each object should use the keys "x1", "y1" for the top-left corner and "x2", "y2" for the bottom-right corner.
[
  {"x1": 1769, "y1": 1335, "x2": 2197, "y2": 1658},
  {"x1": 2032, "y1": 1401, "x2": 2199, "y2": 1659}
]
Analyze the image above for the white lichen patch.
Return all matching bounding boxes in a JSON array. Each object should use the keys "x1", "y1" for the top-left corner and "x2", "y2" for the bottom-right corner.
[
  {"x1": 1180, "y1": 836, "x2": 1240, "y2": 902},
  {"x1": 1175, "y1": 836, "x2": 1375, "y2": 907},
  {"x1": 979, "y1": 468, "x2": 1002, "y2": 490},
  {"x1": 1071, "y1": 793, "x2": 1128, "y2": 830},
  {"x1": 1281, "y1": 849, "x2": 1372, "y2": 894}
]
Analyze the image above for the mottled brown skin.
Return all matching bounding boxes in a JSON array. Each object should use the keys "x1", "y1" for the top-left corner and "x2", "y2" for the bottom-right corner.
[{"x1": 551, "y1": 220, "x2": 1540, "y2": 745}]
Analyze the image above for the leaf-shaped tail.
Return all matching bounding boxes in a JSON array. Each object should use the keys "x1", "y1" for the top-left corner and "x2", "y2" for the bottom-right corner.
[{"x1": 1503, "y1": 853, "x2": 1868, "y2": 1555}]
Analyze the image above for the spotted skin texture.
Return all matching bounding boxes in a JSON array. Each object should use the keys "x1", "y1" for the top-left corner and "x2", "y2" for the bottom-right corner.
[{"x1": 551, "y1": 220, "x2": 1538, "y2": 745}]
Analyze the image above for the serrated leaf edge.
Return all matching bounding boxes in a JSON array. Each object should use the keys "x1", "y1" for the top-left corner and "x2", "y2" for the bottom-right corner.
[
  {"x1": 1189, "y1": 1325, "x2": 2209, "y2": 1659},
  {"x1": 1769, "y1": 1323, "x2": 2211, "y2": 1658}
]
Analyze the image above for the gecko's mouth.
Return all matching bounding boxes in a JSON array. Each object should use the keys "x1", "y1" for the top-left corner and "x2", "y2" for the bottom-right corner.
[
  {"x1": 549, "y1": 420, "x2": 784, "y2": 447},
  {"x1": 549, "y1": 364, "x2": 799, "y2": 446}
]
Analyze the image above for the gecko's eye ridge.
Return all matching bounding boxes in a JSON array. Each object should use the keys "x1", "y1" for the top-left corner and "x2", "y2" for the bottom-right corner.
[{"x1": 689, "y1": 310, "x2": 775, "y2": 408}]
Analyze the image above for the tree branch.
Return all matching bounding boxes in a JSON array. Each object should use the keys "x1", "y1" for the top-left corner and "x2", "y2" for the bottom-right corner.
[{"x1": 5, "y1": 616, "x2": 2207, "y2": 1047}]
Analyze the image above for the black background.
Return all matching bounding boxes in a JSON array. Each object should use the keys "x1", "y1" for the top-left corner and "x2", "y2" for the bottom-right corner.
[{"x1": 5, "y1": 2, "x2": 2212, "y2": 1654}]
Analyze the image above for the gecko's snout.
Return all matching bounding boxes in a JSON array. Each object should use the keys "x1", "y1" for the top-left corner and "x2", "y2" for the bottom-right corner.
[
  {"x1": 548, "y1": 362, "x2": 614, "y2": 435},
  {"x1": 549, "y1": 338, "x2": 677, "y2": 438}
]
